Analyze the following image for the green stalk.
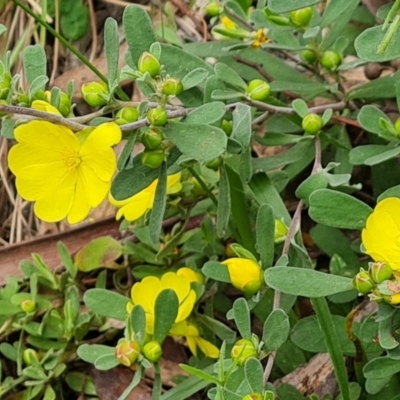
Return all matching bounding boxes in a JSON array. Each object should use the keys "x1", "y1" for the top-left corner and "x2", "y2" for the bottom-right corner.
[
  {"x1": 39, "y1": 0, "x2": 47, "y2": 46},
  {"x1": 118, "y1": 367, "x2": 143, "y2": 400},
  {"x1": 311, "y1": 297, "x2": 350, "y2": 400},
  {"x1": 152, "y1": 363, "x2": 162, "y2": 400},
  {"x1": 378, "y1": 13, "x2": 400, "y2": 53},
  {"x1": 188, "y1": 166, "x2": 218, "y2": 206}
]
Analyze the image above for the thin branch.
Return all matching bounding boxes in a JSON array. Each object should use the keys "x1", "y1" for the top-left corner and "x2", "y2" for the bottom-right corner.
[{"x1": 0, "y1": 104, "x2": 87, "y2": 131}]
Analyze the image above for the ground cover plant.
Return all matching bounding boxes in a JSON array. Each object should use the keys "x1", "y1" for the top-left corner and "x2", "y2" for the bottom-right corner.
[{"x1": 3, "y1": 0, "x2": 400, "y2": 399}]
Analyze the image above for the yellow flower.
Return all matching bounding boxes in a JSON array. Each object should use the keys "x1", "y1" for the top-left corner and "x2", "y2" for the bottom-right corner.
[
  {"x1": 8, "y1": 101, "x2": 121, "y2": 224},
  {"x1": 362, "y1": 198, "x2": 400, "y2": 270},
  {"x1": 109, "y1": 173, "x2": 182, "y2": 222},
  {"x1": 183, "y1": 322, "x2": 219, "y2": 359},
  {"x1": 220, "y1": 16, "x2": 237, "y2": 30},
  {"x1": 177, "y1": 267, "x2": 205, "y2": 285},
  {"x1": 129, "y1": 272, "x2": 196, "y2": 334},
  {"x1": 252, "y1": 29, "x2": 269, "y2": 48},
  {"x1": 221, "y1": 258, "x2": 262, "y2": 295}
]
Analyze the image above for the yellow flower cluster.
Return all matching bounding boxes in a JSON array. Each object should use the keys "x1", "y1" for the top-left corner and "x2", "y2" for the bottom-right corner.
[{"x1": 128, "y1": 269, "x2": 219, "y2": 359}]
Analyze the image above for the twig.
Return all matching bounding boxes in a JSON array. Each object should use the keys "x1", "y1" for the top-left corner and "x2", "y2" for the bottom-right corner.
[
  {"x1": 233, "y1": 55, "x2": 273, "y2": 81},
  {"x1": 87, "y1": 0, "x2": 98, "y2": 64},
  {"x1": 0, "y1": 104, "x2": 87, "y2": 131}
]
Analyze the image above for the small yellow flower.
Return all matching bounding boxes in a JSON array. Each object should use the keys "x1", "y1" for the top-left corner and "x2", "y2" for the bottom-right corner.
[
  {"x1": 362, "y1": 198, "x2": 400, "y2": 270},
  {"x1": 183, "y1": 322, "x2": 219, "y2": 359},
  {"x1": 128, "y1": 272, "x2": 196, "y2": 334},
  {"x1": 109, "y1": 173, "x2": 182, "y2": 222},
  {"x1": 177, "y1": 267, "x2": 205, "y2": 285},
  {"x1": 252, "y1": 29, "x2": 269, "y2": 48},
  {"x1": 8, "y1": 101, "x2": 121, "y2": 224},
  {"x1": 220, "y1": 16, "x2": 237, "y2": 30},
  {"x1": 222, "y1": 258, "x2": 262, "y2": 295}
]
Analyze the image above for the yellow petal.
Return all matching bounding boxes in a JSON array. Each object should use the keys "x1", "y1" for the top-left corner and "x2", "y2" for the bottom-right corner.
[
  {"x1": 186, "y1": 337, "x2": 198, "y2": 356},
  {"x1": 195, "y1": 337, "x2": 219, "y2": 358},
  {"x1": 166, "y1": 173, "x2": 182, "y2": 194},
  {"x1": 66, "y1": 171, "x2": 91, "y2": 224},
  {"x1": 177, "y1": 267, "x2": 204, "y2": 284},
  {"x1": 79, "y1": 163, "x2": 110, "y2": 207},
  {"x1": 31, "y1": 100, "x2": 62, "y2": 115},
  {"x1": 111, "y1": 191, "x2": 154, "y2": 221},
  {"x1": 80, "y1": 122, "x2": 121, "y2": 150},
  {"x1": 14, "y1": 120, "x2": 79, "y2": 153},
  {"x1": 222, "y1": 258, "x2": 261, "y2": 291},
  {"x1": 177, "y1": 290, "x2": 196, "y2": 322},
  {"x1": 81, "y1": 147, "x2": 117, "y2": 181},
  {"x1": 8, "y1": 143, "x2": 60, "y2": 175},
  {"x1": 161, "y1": 272, "x2": 191, "y2": 303},
  {"x1": 131, "y1": 276, "x2": 161, "y2": 313}
]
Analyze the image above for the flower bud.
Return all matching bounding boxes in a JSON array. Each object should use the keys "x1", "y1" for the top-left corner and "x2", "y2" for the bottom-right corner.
[
  {"x1": 32, "y1": 89, "x2": 46, "y2": 101},
  {"x1": 115, "y1": 339, "x2": 141, "y2": 367},
  {"x1": 162, "y1": 78, "x2": 184, "y2": 96},
  {"x1": 141, "y1": 149, "x2": 164, "y2": 169},
  {"x1": 320, "y1": 50, "x2": 341, "y2": 70},
  {"x1": 142, "y1": 341, "x2": 162, "y2": 362},
  {"x1": 20, "y1": 299, "x2": 36, "y2": 313},
  {"x1": 369, "y1": 262, "x2": 393, "y2": 284},
  {"x1": 0, "y1": 73, "x2": 11, "y2": 100},
  {"x1": 81, "y1": 81, "x2": 108, "y2": 107},
  {"x1": 302, "y1": 113, "x2": 323, "y2": 135},
  {"x1": 369, "y1": 288, "x2": 385, "y2": 302},
  {"x1": 147, "y1": 107, "x2": 168, "y2": 126},
  {"x1": 274, "y1": 219, "x2": 288, "y2": 244},
  {"x1": 242, "y1": 394, "x2": 264, "y2": 400},
  {"x1": 247, "y1": 79, "x2": 271, "y2": 101},
  {"x1": 289, "y1": 7, "x2": 313, "y2": 27},
  {"x1": 352, "y1": 271, "x2": 375, "y2": 294},
  {"x1": 205, "y1": 2, "x2": 222, "y2": 17},
  {"x1": 141, "y1": 127, "x2": 163, "y2": 150},
  {"x1": 394, "y1": 117, "x2": 400, "y2": 135},
  {"x1": 205, "y1": 157, "x2": 222, "y2": 170},
  {"x1": 116, "y1": 107, "x2": 139, "y2": 125},
  {"x1": 221, "y1": 119, "x2": 233, "y2": 136},
  {"x1": 59, "y1": 92, "x2": 72, "y2": 117},
  {"x1": 301, "y1": 47, "x2": 317, "y2": 64},
  {"x1": 138, "y1": 52, "x2": 161, "y2": 78},
  {"x1": 231, "y1": 338, "x2": 258, "y2": 366},
  {"x1": 23, "y1": 349, "x2": 40, "y2": 365},
  {"x1": 190, "y1": 177, "x2": 207, "y2": 196}
]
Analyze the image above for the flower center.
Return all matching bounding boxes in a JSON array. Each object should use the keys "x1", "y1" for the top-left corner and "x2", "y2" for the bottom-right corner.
[{"x1": 61, "y1": 150, "x2": 81, "y2": 169}]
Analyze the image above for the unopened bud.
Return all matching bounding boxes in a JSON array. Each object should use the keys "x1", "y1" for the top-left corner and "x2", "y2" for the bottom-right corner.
[
  {"x1": 142, "y1": 341, "x2": 162, "y2": 362},
  {"x1": 274, "y1": 219, "x2": 288, "y2": 244},
  {"x1": 0, "y1": 73, "x2": 11, "y2": 100},
  {"x1": 221, "y1": 119, "x2": 233, "y2": 136},
  {"x1": 247, "y1": 79, "x2": 271, "y2": 101},
  {"x1": 141, "y1": 149, "x2": 164, "y2": 169},
  {"x1": 147, "y1": 107, "x2": 168, "y2": 126},
  {"x1": 205, "y1": 2, "x2": 222, "y2": 17},
  {"x1": 231, "y1": 338, "x2": 258, "y2": 366},
  {"x1": 23, "y1": 349, "x2": 40, "y2": 365},
  {"x1": 301, "y1": 47, "x2": 317, "y2": 64},
  {"x1": 81, "y1": 81, "x2": 108, "y2": 107},
  {"x1": 115, "y1": 339, "x2": 141, "y2": 367},
  {"x1": 162, "y1": 78, "x2": 184, "y2": 96},
  {"x1": 20, "y1": 299, "x2": 36, "y2": 313},
  {"x1": 320, "y1": 50, "x2": 341, "y2": 70},
  {"x1": 116, "y1": 107, "x2": 139, "y2": 125},
  {"x1": 242, "y1": 394, "x2": 264, "y2": 400},
  {"x1": 395, "y1": 117, "x2": 400, "y2": 136},
  {"x1": 138, "y1": 52, "x2": 161, "y2": 78},
  {"x1": 205, "y1": 157, "x2": 222, "y2": 170},
  {"x1": 141, "y1": 127, "x2": 163, "y2": 150},
  {"x1": 353, "y1": 271, "x2": 375, "y2": 294},
  {"x1": 302, "y1": 113, "x2": 323, "y2": 135},
  {"x1": 369, "y1": 262, "x2": 393, "y2": 284},
  {"x1": 289, "y1": 7, "x2": 313, "y2": 27}
]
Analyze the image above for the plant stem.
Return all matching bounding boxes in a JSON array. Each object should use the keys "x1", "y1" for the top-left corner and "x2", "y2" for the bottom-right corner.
[
  {"x1": 378, "y1": 13, "x2": 400, "y2": 53},
  {"x1": 311, "y1": 297, "x2": 350, "y2": 400},
  {"x1": 188, "y1": 166, "x2": 218, "y2": 206},
  {"x1": 118, "y1": 367, "x2": 143, "y2": 400},
  {"x1": 152, "y1": 363, "x2": 162, "y2": 400}
]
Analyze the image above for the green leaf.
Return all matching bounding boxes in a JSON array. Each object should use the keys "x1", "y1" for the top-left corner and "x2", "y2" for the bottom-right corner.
[
  {"x1": 349, "y1": 145, "x2": 389, "y2": 165},
  {"x1": 77, "y1": 344, "x2": 116, "y2": 364},
  {"x1": 181, "y1": 68, "x2": 209, "y2": 90},
  {"x1": 357, "y1": 105, "x2": 392, "y2": 136},
  {"x1": 196, "y1": 314, "x2": 236, "y2": 342},
  {"x1": 232, "y1": 298, "x2": 251, "y2": 340},
  {"x1": 217, "y1": 165, "x2": 231, "y2": 238},
  {"x1": 256, "y1": 204, "x2": 275, "y2": 269},
  {"x1": 232, "y1": 104, "x2": 252, "y2": 149},
  {"x1": 295, "y1": 172, "x2": 329, "y2": 205},
  {"x1": 23, "y1": 45, "x2": 46, "y2": 85},
  {"x1": 184, "y1": 102, "x2": 226, "y2": 125},
  {"x1": 179, "y1": 364, "x2": 221, "y2": 386},
  {"x1": 211, "y1": 90, "x2": 243, "y2": 100},
  {"x1": 104, "y1": 18, "x2": 119, "y2": 85},
  {"x1": 28, "y1": 75, "x2": 49, "y2": 99},
  {"x1": 65, "y1": 372, "x2": 97, "y2": 396},
  {"x1": 60, "y1": 3, "x2": 89, "y2": 40},
  {"x1": 94, "y1": 354, "x2": 120, "y2": 371},
  {"x1": 202, "y1": 261, "x2": 231, "y2": 283},
  {"x1": 268, "y1": 0, "x2": 322, "y2": 13},
  {"x1": 130, "y1": 305, "x2": 146, "y2": 346},
  {"x1": 378, "y1": 184, "x2": 400, "y2": 201},
  {"x1": 149, "y1": 163, "x2": 167, "y2": 244},
  {"x1": 74, "y1": 236, "x2": 122, "y2": 271},
  {"x1": 153, "y1": 289, "x2": 178, "y2": 343},
  {"x1": 349, "y1": 71, "x2": 400, "y2": 99},
  {"x1": 244, "y1": 358, "x2": 264, "y2": 393},
  {"x1": 84, "y1": 288, "x2": 130, "y2": 320},
  {"x1": 163, "y1": 122, "x2": 227, "y2": 163},
  {"x1": 363, "y1": 147, "x2": 400, "y2": 166},
  {"x1": 57, "y1": 242, "x2": 77, "y2": 278},
  {"x1": 292, "y1": 99, "x2": 309, "y2": 118},
  {"x1": 308, "y1": 189, "x2": 373, "y2": 229},
  {"x1": 1, "y1": 119, "x2": 16, "y2": 139},
  {"x1": 263, "y1": 309, "x2": 290, "y2": 352},
  {"x1": 123, "y1": 5, "x2": 157, "y2": 66},
  {"x1": 214, "y1": 62, "x2": 247, "y2": 91},
  {"x1": 265, "y1": 267, "x2": 354, "y2": 297},
  {"x1": 355, "y1": 24, "x2": 400, "y2": 62},
  {"x1": 364, "y1": 356, "x2": 400, "y2": 380}
]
